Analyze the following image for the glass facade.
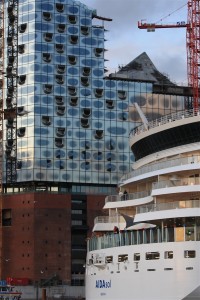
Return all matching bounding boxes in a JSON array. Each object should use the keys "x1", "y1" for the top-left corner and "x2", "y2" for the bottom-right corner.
[{"x1": 3, "y1": 0, "x2": 185, "y2": 186}]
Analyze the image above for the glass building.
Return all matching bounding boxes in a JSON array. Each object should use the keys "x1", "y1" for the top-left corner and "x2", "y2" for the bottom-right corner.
[{"x1": 0, "y1": 0, "x2": 188, "y2": 288}]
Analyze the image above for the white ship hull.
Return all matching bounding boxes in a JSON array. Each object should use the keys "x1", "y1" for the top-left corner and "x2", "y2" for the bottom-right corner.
[{"x1": 86, "y1": 242, "x2": 200, "y2": 300}]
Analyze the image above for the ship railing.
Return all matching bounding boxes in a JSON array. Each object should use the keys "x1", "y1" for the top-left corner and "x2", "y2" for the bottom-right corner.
[
  {"x1": 94, "y1": 215, "x2": 125, "y2": 225},
  {"x1": 88, "y1": 222, "x2": 200, "y2": 251},
  {"x1": 152, "y1": 176, "x2": 200, "y2": 190},
  {"x1": 137, "y1": 199, "x2": 200, "y2": 214},
  {"x1": 120, "y1": 154, "x2": 200, "y2": 182},
  {"x1": 105, "y1": 190, "x2": 150, "y2": 203},
  {"x1": 129, "y1": 108, "x2": 200, "y2": 138}
]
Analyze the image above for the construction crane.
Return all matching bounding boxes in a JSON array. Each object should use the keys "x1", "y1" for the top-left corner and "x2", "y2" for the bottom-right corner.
[{"x1": 138, "y1": 0, "x2": 200, "y2": 111}]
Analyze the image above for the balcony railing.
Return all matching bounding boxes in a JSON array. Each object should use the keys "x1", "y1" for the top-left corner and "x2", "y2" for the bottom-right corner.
[
  {"x1": 105, "y1": 191, "x2": 150, "y2": 203},
  {"x1": 137, "y1": 199, "x2": 200, "y2": 214},
  {"x1": 152, "y1": 177, "x2": 200, "y2": 190},
  {"x1": 120, "y1": 154, "x2": 200, "y2": 183}
]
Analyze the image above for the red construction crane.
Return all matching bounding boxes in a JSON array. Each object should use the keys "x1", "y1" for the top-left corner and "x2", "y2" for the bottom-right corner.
[{"x1": 138, "y1": 0, "x2": 200, "y2": 111}]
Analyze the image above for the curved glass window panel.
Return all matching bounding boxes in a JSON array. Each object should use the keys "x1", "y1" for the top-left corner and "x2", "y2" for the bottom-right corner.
[
  {"x1": 55, "y1": 138, "x2": 64, "y2": 148},
  {"x1": 118, "y1": 102, "x2": 128, "y2": 110},
  {"x1": 68, "y1": 108, "x2": 78, "y2": 117},
  {"x1": 18, "y1": 75, "x2": 26, "y2": 85},
  {"x1": 68, "y1": 6, "x2": 79, "y2": 14},
  {"x1": 94, "y1": 88, "x2": 103, "y2": 98},
  {"x1": 54, "y1": 86, "x2": 65, "y2": 94},
  {"x1": 17, "y1": 106, "x2": 28, "y2": 116},
  {"x1": 80, "y1": 18, "x2": 91, "y2": 26},
  {"x1": 55, "y1": 44, "x2": 64, "y2": 53},
  {"x1": 82, "y1": 37, "x2": 97, "y2": 46},
  {"x1": 108, "y1": 127, "x2": 126, "y2": 135},
  {"x1": 68, "y1": 86, "x2": 77, "y2": 96},
  {"x1": 43, "y1": 12, "x2": 51, "y2": 21},
  {"x1": 105, "y1": 80, "x2": 116, "y2": 88},
  {"x1": 81, "y1": 141, "x2": 90, "y2": 149},
  {"x1": 42, "y1": 116, "x2": 51, "y2": 126},
  {"x1": 81, "y1": 151, "x2": 91, "y2": 160},
  {"x1": 81, "y1": 59, "x2": 97, "y2": 67},
  {"x1": 69, "y1": 35, "x2": 78, "y2": 44},
  {"x1": 19, "y1": 23, "x2": 27, "y2": 33},
  {"x1": 35, "y1": 43, "x2": 48, "y2": 52},
  {"x1": 93, "y1": 151, "x2": 103, "y2": 160},
  {"x1": 17, "y1": 127, "x2": 26, "y2": 137},
  {"x1": 106, "y1": 139, "x2": 115, "y2": 150},
  {"x1": 18, "y1": 44, "x2": 25, "y2": 54},
  {"x1": 80, "y1": 99, "x2": 91, "y2": 107},
  {"x1": 57, "y1": 24, "x2": 66, "y2": 33},
  {"x1": 43, "y1": 84, "x2": 53, "y2": 94},
  {"x1": 43, "y1": 33, "x2": 53, "y2": 42},
  {"x1": 56, "y1": 106, "x2": 66, "y2": 116},
  {"x1": 55, "y1": 15, "x2": 66, "y2": 23},
  {"x1": 68, "y1": 78, "x2": 78, "y2": 86},
  {"x1": 69, "y1": 47, "x2": 90, "y2": 56},
  {"x1": 68, "y1": 55, "x2": 77, "y2": 65},
  {"x1": 118, "y1": 90, "x2": 127, "y2": 100},
  {"x1": 93, "y1": 69, "x2": 103, "y2": 77},
  {"x1": 81, "y1": 26, "x2": 90, "y2": 35},
  {"x1": 82, "y1": 67, "x2": 91, "y2": 76},
  {"x1": 68, "y1": 26, "x2": 78, "y2": 34},
  {"x1": 94, "y1": 48, "x2": 103, "y2": 57},
  {"x1": 42, "y1": 53, "x2": 51, "y2": 63},
  {"x1": 55, "y1": 75, "x2": 64, "y2": 84},
  {"x1": 95, "y1": 130, "x2": 103, "y2": 140},
  {"x1": 80, "y1": 88, "x2": 91, "y2": 97},
  {"x1": 93, "y1": 101, "x2": 103, "y2": 109},
  {"x1": 35, "y1": 127, "x2": 49, "y2": 135},
  {"x1": 105, "y1": 90, "x2": 115, "y2": 98},
  {"x1": 106, "y1": 109, "x2": 118, "y2": 120},
  {"x1": 40, "y1": 3, "x2": 53, "y2": 10},
  {"x1": 55, "y1": 149, "x2": 65, "y2": 159},
  {"x1": 106, "y1": 163, "x2": 116, "y2": 172},
  {"x1": 55, "y1": 36, "x2": 66, "y2": 43},
  {"x1": 93, "y1": 28, "x2": 103, "y2": 37},
  {"x1": 16, "y1": 160, "x2": 22, "y2": 169},
  {"x1": 81, "y1": 161, "x2": 90, "y2": 170},
  {"x1": 93, "y1": 79, "x2": 104, "y2": 88},
  {"x1": 118, "y1": 112, "x2": 128, "y2": 121},
  {"x1": 82, "y1": 108, "x2": 91, "y2": 118},
  {"x1": 106, "y1": 100, "x2": 114, "y2": 109},
  {"x1": 56, "y1": 127, "x2": 65, "y2": 137},
  {"x1": 68, "y1": 15, "x2": 77, "y2": 24},
  {"x1": 81, "y1": 77, "x2": 90, "y2": 87},
  {"x1": 81, "y1": 118, "x2": 90, "y2": 128},
  {"x1": 75, "y1": 131, "x2": 86, "y2": 138},
  {"x1": 68, "y1": 67, "x2": 78, "y2": 75},
  {"x1": 56, "y1": 3, "x2": 64, "y2": 12},
  {"x1": 69, "y1": 97, "x2": 78, "y2": 106},
  {"x1": 55, "y1": 96, "x2": 65, "y2": 105},
  {"x1": 93, "y1": 111, "x2": 103, "y2": 118}
]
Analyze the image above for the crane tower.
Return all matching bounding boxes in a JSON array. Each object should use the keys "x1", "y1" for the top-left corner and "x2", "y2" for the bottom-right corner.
[{"x1": 138, "y1": 0, "x2": 200, "y2": 110}]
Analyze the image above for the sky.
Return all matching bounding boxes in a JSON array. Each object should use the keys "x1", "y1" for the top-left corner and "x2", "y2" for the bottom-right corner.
[{"x1": 81, "y1": 0, "x2": 188, "y2": 86}]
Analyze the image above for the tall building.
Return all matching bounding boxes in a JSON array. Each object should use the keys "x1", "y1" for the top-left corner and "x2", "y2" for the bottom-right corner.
[{"x1": 0, "y1": 0, "x2": 188, "y2": 287}]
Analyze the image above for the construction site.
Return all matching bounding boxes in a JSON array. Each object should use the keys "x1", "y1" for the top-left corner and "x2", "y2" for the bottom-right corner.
[{"x1": 0, "y1": 0, "x2": 198, "y2": 299}]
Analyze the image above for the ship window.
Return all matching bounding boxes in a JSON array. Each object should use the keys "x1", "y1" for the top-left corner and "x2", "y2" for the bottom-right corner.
[
  {"x1": 164, "y1": 251, "x2": 173, "y2": 259},
  {"x1": 133, "y1": 253, "x2": 140, "y2": 261},
  {"x1": 146, "y1": 252, "x2": 160, "y2": 260},
  {"x1": 164, "y1": 268, "x2": 173, "y2": 271},
  {"x1": 105, "y1": 256, "x2": 113, "y2": 263},
  {"x1": 184, "y1": 250, "x2": 196, "y2": 258},
  {"x1": 43, "y1": 12, "x2": 51, "y2": 21},
  {"x1": 118, "y1": 254, "x2": 128, "y2": 262},
  {"x1": 186, "y1": 267, "x2": 193, "y2": 270},
  {"x1": 147, "y1": 269, "x2": 156, "y2": 271}
]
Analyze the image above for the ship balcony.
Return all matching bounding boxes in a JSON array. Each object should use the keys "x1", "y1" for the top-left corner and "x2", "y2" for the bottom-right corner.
[
  {"x1": 120, "y1": 154, "x2": 200, "y2": 184},
  {"x1": 152, "y1": 176, "x2": 200, "y2": 196},
  {"x1": 93, "y1": 215, "x2": 126, "y2": 232},
  {"x1": 104, "y1": 191, "x2": 153, "y2": 209}
]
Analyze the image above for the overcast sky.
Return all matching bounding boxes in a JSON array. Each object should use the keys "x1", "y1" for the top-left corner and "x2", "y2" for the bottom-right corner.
[{"x1": 81, "y1": 0, "x2": 188, "y2": 85}]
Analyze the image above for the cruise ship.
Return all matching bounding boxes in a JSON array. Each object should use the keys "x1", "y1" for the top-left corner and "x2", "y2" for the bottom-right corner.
[{"x1": 85, "y1": 108, "x2": 200, "y2": 300}]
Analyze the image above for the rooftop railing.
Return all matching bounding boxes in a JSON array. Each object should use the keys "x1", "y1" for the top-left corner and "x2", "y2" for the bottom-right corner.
[{"x1": 129, "y1": 109, "x2": 200, "y2": 138}]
